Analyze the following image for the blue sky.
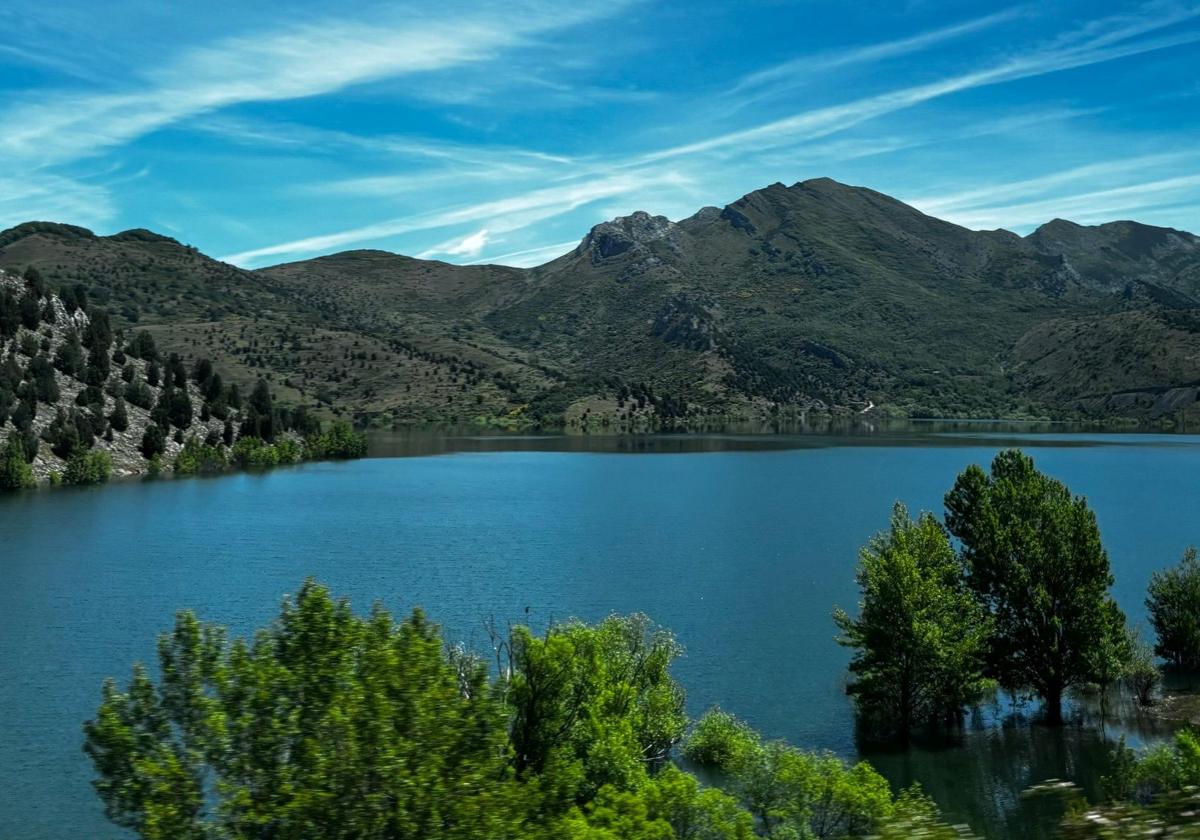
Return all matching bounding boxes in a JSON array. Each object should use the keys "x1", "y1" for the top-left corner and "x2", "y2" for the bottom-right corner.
[{"x1": 1, "y1": 1, "x2": 1198, "y2": 268}]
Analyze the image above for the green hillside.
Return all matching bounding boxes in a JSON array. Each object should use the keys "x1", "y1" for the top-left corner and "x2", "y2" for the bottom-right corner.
[{"x1": 3, "y1": 178, "x2": 1199, "y2": 428}]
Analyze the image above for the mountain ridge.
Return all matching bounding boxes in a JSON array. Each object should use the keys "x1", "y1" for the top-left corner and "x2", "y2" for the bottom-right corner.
[{"x1": 2, "y1": 177, "x2": 1198, "y2": 427}]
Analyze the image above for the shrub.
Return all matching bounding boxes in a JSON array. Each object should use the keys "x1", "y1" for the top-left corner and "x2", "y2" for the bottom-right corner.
[
  {"x1": 63, "y1": 449, "x2": 111, "y2": 486},
  {"x1": 683, "y1": 709, "x2": 760, "y2": 771},
  {"x1": 231, "y1": 436, "x2": 278, "y2": 468},
  {"x1": 173, "y1": 437, "x2": 227, "y2": 475},
  {"x1": 0, "y1": 436, "x2": 35, "y2": 490},
  {"x1": 124, "y1": 379, "x2": 153, "y2": 410},
  {"x1": 305, "y1": 420, "x2": 367, "y2": 460},
  {"x1": 273, "y1": 438, "x2": 302, "y2": 465},
  {"x1": 1126, "y1": 631, "x2": 1160, "y2": 707}
]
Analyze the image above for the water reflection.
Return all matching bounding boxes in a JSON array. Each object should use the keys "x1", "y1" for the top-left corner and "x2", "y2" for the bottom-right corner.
[
  {"x1": 863, "y1": 685, "x2": 1189, "y2": 838},
  {"x1": 367, "y1": 420, "x2": 1200, "y2": 458}
]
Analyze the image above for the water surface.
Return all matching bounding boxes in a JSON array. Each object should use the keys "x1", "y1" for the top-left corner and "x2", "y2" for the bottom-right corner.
[{"x1": 2, "y1": 428, "x2": 1198, "y2": 838}]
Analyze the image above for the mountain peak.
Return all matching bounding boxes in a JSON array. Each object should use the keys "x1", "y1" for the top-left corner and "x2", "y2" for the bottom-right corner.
[
  {"x1": 577, "y1": 210, "x2": 678, "y2": 262},
  {"x1": 0, "y1": 221, "x2": 96, "y2": 249}
]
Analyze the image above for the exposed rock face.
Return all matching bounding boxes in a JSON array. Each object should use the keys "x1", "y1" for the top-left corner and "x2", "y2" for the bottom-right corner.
[
  {"x1": 0, "y1": 270, "x2": 234, "y2": 481},
  {"x1": 579, "y1": 211, "x2": 680, "y2": 263}
]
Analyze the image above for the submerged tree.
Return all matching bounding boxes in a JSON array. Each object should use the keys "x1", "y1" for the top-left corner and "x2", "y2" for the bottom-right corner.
[
  {"x1": 944, "y1": 449, "x2": 1125, "y2": 724},
  {"x1": 1146, "y1": 547, "x2": 1200, "y2": 669},
  {"x1": 834, "y1": 503, "x2": 990, "y2": 740}
]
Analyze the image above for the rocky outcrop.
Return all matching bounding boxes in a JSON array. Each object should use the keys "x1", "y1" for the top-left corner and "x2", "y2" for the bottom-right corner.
[{"x1": 0, "y1": 270, "x2": 235, "y2": 481}]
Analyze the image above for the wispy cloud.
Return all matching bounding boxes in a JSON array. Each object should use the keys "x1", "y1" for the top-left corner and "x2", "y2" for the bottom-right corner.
[
  {"x1": 466, "y1": 239, "x2": 579, "y2": 267},
  {"x1": 910, "y1": 151, "x2": 1200, "y2": 217},
  {"x1": 724, "y1": 7, "x2": 1027, "y2": 109},
  {"x1": 418, "y1": 228, "x2": 490, "y2": 259},
  {"x1": 639, "y1": 5, "x2": 1200, "y2": 163},
  {"x1": 221, "y1": 170, "x2": 689, "y2": 266},
  {"x1": 0, "y1": 172, "x2": 116, "y2": 230},
  {"x1": 199, "y1": 117, "x2": 577, "y2": 171},
  {"x1": 0, "y1": 1, "x2": 634, "y2": 167},
  {"x1": 931, "y1": 172, "x2": 1200, "y2": 229}
]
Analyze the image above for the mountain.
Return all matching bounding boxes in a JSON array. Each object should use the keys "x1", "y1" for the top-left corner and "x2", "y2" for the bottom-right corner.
[{"x1": 3, "y1": 178, "x2": 1199, "y2": 427}]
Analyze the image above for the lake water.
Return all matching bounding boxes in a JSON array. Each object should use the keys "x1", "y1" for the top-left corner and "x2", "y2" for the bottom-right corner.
[{"x1": 2, "y1": 427, "x2": 1199, "y2": 838}]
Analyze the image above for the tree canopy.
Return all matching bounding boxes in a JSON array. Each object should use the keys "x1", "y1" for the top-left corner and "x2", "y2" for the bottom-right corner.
[
  {"x1": 1146, "y1": 547, "x2": 1200, "y2": 669},
  {"x1": 944, "y1": 450, "x2": 1124, "y2": 723},
  {"x1": 85, "y1": 582, "x2": 966, "y2": 840},
  {"x1": 834, "y1": 503, "x2": 990, "y2": 739}
]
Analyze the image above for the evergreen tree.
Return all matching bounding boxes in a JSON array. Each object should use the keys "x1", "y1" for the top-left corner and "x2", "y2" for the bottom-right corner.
[
  {"x1": 0, "y1": 386, "x2": 13, "y2": 426},
  {"x1": 0, "y1": 290, "x2": 20, "y2": 338},
  {"x1": 22, "y1": 265, "x2": 45, "y2": 296},
  {"x1": 124, "y1": 378, "x2": 153, "y2": 410},
  {"x1": 46, "y1": 407, "x2": 82, "y2": 459},
  {"x1": 54, "y1": 329, "x2": 85, "y2": 377},
  {"x1": 0, "y1": 435, "x2": 35, "y2": 490},
  {"x1": 834, "y1": 503, "x2": 990, "y2": 739},
  {"x1": 28, "y1": 355, "x2": 59, "y2": 403},
  {"x1": 944, "y1": 449, "x2": 1125, "y2": 724},
  {"x1": 109, "y1": 397, "x2": 129, "y2": 433},
  {"x1": 19, "y1": 291, "x2": 41, "y2": 329},
  {"x1": 11, "y1": 397, "x2": 35, "y2": 433},
  {"x1": 140, "y1": 424, "x2": 165, "y2": 459},
  {"x1": 191, "y1": 358, "x2": 213, "y2": 387},
  {"x1": 240, "y1": 379, "x2": 275, "y2": 441},
  {"x1": 125, "y1": 331, "x2": 158, "y2": 362},
  {"x1": 167, "y1": 353, "x2": 187, "y2": 389}
]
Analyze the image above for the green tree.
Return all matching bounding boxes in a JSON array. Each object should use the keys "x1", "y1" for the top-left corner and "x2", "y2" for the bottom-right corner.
[
  {"x1": 173, "y1": 437, "x2": 227, "y2": 475},
  {"x1": 109, "y1": 397, "x2": 129, "y2": 433},
  {"x1": 682, "y1": 710, "x2": 903, "y2": 840},
  {"x1": 1086, "y1": 603, "x2": 1134, "y2": 705},
  {"x1": 0, "y1": 435, "x2": 35, "y2": 490},
  {"x1": 559, "y1": 767, "x2": 753, "y2": 840},
  {"x1": 507, "y1": 614, "x2": 687, "y2": 804},
  {"x1": 1147, "y1": 547, "x2": 1200, "y2": 668},
  {"x1": 141, "y1": 424, "x2": 165, "y2": 460},
  {"x1": 681, "y1": 709, "x2": 759, "y2": 770},
  {"x1": 944, "y1": 450, "x2": 1124, "y2": 724},
  {"x1": 834, "y1": 503, "x2": 989, "y2": 739},
  {"x1": 240, "y1": 379, "x2": 276, "y2": 441},
  {"x1": 28, "y1": 354, "x2": 59, "y2": 402},
  {"x1": 19, "y1": 290, "x2": 41, "y2": 328},
  {"x1": 84, "y1": 581, "x2": 527, "y2": 840},
  {"x1": 63, "y1": 449, "x2": 112, "y2": 485},
  {"x1": 305, "y1": 420, "x2": 368, "y2": 460},
  {"x1": 54, "y1": 329, "x2": 85, "y2": 377},
  {"x1": 125, "y1": 330, "x2": 158, "y2": 362},
  {"x1": 23, "y1": 265, "x2": 45, "y2": 296},
  {"x1": 732, "y1": 740, "x2": 892, "y2": 839}
]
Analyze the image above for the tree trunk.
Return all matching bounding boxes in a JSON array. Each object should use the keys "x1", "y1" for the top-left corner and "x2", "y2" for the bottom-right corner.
[{"x1": 1044, "y1": 684, "x2": 1063, "y2": 725}]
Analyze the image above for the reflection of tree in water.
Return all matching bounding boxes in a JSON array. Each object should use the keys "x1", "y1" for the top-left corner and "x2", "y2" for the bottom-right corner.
[{"x1": 858, "y1": 687, "x2": 1183, "y2": 840}]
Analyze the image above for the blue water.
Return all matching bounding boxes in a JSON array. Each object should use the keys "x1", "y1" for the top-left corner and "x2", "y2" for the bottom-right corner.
[{"x1": 2, "y1": 432, "x2": 1198, "y2": 838}]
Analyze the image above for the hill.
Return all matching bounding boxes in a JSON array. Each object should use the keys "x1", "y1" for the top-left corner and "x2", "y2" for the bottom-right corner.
[
  {"x1": 0, "y1": 268, "x2": 361, "y2": 486},
  {"x1": 3, "y1": 178, "x2": 1199, "y2": 427}
]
